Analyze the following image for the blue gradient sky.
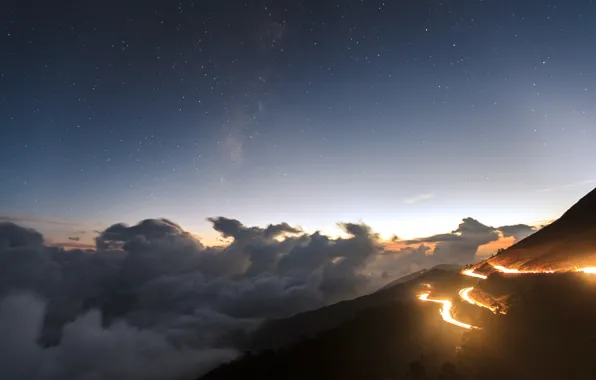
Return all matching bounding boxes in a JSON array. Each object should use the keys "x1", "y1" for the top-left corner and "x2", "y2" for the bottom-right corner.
[{"x1": 1, "y1": 0, "x2": 595, "y2": 244}]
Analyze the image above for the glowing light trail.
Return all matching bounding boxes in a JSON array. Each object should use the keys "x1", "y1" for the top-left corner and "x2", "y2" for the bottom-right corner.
[
  {"x1": 421, "y1": 263, "x2": 596, "y2": 330},
  {"x1": 459, "y1": 287, "x2": 499, "y2": 313},
  {"x1": 458, "y1": 287, "x2": 476, "y2": 305},
  {"x1": 491, "y1": 265, "x2": 554, "y2": 274},
  {"x1": 418, "y1": 293, "x2": 475, "y2": 330},
  {"x1": 578, "y1": 267, "x2": 596, "y2": 274},
  {"x1": 461, "y1": 269, "x2": 488, "y2": 279}
]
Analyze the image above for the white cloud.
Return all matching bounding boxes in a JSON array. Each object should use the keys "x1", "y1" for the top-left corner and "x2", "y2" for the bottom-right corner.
[
  {"x1": 0, "y1": 214, "x2": 535, "y2": 378},
  {"x1": 404, "y1": 193, "x2": 435, "y2": 204}
]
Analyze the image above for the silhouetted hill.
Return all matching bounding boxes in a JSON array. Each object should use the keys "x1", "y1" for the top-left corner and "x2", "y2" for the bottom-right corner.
[
  {"x1": 481, "y1": 187, "x2": 596, "y2": 271},
  {"x1": 459, "y1": 271, "x2": 596, "y2": 380},
  {"x1": 200, "y1": 271, "x2": 596, "y2": 380},
  {"x1": 249, "y1": 266, "x2": 461, "y2": 350},
  {"x1": 200, "y1": 269, "x2": 470, "y2": 380},
  {"x1": 202, "y1": 302, "x2": 459, "y2": 380},
  {"x1": 194, "y1": 188, "x2": 596, "y2": 380}
]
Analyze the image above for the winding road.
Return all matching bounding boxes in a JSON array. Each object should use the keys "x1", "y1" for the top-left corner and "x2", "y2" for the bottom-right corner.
[
  {"x1": 418, "y1": 265, "x2": 596, "y2": 330},
  {"x1": 417, "y1": 293, "x2": 474, "y2": 329}
]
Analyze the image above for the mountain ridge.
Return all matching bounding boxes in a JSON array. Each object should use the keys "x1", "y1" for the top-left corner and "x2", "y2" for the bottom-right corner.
[
  {"x1": 479, "y1": 187, "x2": 596, "y2": 271},
  {"x1": 249, "y1": 265, "x2": 462, "y2": 350}
]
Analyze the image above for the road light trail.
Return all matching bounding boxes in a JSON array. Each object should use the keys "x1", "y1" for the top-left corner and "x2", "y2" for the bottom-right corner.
[
  {"x1": 492, "y1": 265, "x2": 554, "y2": 274},
  {"x1": 418, "y1": 293, "x2": 476, "y2": 330},
  {"x1": 578, "y1": 267, "x2": 596, "y2": 274},
  {"x1": 459, "y1": 287, "x2": 477, "y2": 305},
  {"x1": 459, "y1": 287, "x2": 500, "y2": 313},
  {"x1": 421, "y1": 264, "x2": 596, "y2": 330},
  {"x1": 461, "y1": 269, "x2": 487, "y2": 279},
  {"x1": 492, "y1": 264, "x2": 596, "y2": 275}
]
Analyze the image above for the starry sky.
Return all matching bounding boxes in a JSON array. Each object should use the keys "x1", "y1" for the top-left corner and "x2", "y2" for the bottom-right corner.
[{"x1": 2, "y1": 0, "x2": 595, "y2": 245}]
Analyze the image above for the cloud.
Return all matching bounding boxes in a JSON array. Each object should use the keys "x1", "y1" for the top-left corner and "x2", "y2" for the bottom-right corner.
[
  {"x1": 498, "y1": 224, "x2": 537, "y2": 243},
  {"x1": 405, "y1": 233, "x2": 462, "y2": 244},
  {"x1": 47, "y1": 242, "x2": 96, "y2": 250},
  {"x1": 404, "y1": 193, "x2": 435, "y2": 204},
  {"x1": 208, "y1": 217, "x2": 300, "y2": 240},
  {"x1": 0, "y1": 215, "x2": 80, "y2": 227},
  {"x1": 0, "y1": 293, "x2": 236, "y2": 380},
  {"x1": 406, "y1": 218, "x2": 500, "y2": 264},
  {"x1": 0, "y1": 222, "x2": 44, "y2": 248},
  {"x1": 0, "y1": 218, "x2": 385, "y2": 379},
  {"x1": 367, "y1": 244, "x2": 433, "y2": 280},
  {"x1": 95, "y1": 218, "x2": 199, "y2": 251},
  {"x1": 0, "y1": 215, "x2": 532, "y2": 378}
]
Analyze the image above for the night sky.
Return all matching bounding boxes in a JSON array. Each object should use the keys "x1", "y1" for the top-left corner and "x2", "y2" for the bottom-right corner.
[{"x1": 2, "y1": 0, "x2": 595, "y2": 244}]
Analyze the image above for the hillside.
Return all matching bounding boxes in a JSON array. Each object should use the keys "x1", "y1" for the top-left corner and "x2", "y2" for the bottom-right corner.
[
  {"x1": 198, "y1": 187, "x2": 596, "y2": 380},
  {"x1": 458, "y1": 271, "x2": 596, "y2": 380},
  {"x1": 201, "y1": 270, "x2": 596, "y2": 380},
  {"x1": 200, "y1": 269, "x2": 470, "y2": 380},
  {"x1": 479, "y1": 187, "x2": 596, "y2": 272},
  {"x1": 249, "y1": 266, "x2": 462, "y2": 350}
]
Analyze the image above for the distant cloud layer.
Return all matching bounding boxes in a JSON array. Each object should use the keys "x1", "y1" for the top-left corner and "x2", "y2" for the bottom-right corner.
[
  {"x1": 498, "y1": 224, "x2": 537, "y2": 243},
  {"x1": 0, "y1": 215, "x2": 81, "y2": 227},
  {"x1": 400, "y1": 218, "x2": 538, "y2": 272},
  {"x1": 0, "y1": 216, "x2": 537, "y2": 379},
  {"x1": 404, "y1": 193, "x2": 435, "y2": 204}
]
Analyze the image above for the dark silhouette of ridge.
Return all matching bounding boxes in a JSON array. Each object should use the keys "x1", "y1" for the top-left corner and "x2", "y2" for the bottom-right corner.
[
  {"x1": 249, "y1": 266, "x2": 461, "y2": 350},
  {"x1": 482, "y1": 187, "x2": 596, "y2": 271},
  {"x1": 193, "y1": 187, "x2": 596, "y2": 380},
  {"x1": 199, "y1": 268, "x2": 470, "y2": 380}
]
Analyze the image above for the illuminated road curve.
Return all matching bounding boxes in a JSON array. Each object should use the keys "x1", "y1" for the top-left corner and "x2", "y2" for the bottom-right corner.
[
  {"x1": 461, "y1": 269, "x2": 487, "y2": 279},
  {"x1": 419, "y1": 264, "x2": 596, "y2": 330},
  {"x1": 459, "y1": 287, "x2": 500, "y2": 314},
  {"x1": 491, "y1": 265, "x2": 554, "y2": 274},
  {"x1": 417, "y1": 293, "x2": 476, "y2": 329}
]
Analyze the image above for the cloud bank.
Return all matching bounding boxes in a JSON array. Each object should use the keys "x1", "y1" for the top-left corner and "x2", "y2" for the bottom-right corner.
[
  {"x1": 404, "y1": 193, "x2": 435, "y2": 204},
  {"x1": 0, "y1": 216, "x2": 535, "y2": 379}
]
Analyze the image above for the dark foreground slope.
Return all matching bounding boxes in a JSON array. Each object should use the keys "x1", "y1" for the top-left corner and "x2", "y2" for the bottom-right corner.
[
  {"x1": 199, "y1": 270, "x2": 472, "y2": 380},
  {"x1": 250, "y1": 266, "x2": 461, "y2": 350},
  {"x1": 482, "y1": 187, "x2": 596, "y2": 271},
  {"x1": 197, "y1": 188, "x2": 596, "y2": 380},
  {"x1": 459, "y1": 272, "x2": 596, "y2": 380},
  {"x1": 202, "y1": 301, "x2": 460, "y2": 380},
  {"x1": 200, "y1": 272, "x2": 596, "y2": 380}
]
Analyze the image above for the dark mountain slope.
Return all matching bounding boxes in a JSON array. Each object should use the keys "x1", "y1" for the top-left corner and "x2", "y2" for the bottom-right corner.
[
  {"x1": 482, "y1": 187, "x2": 596, "y2": 271},
  {"x1": 250, "y1": 266, "x2": 461, "y2": 350},
  {"x1": 197, "y1": 188, "x2": 596, "y2": 380},
  {"x1": 201, "y1": 293, "x2": 465, "y2": 380},
  {"x1": 459, "y1": 271, "x2": 596, "y2": 380},
  {"x1": 202, "y1": 271, "x2": 596, "y2": 380}
]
